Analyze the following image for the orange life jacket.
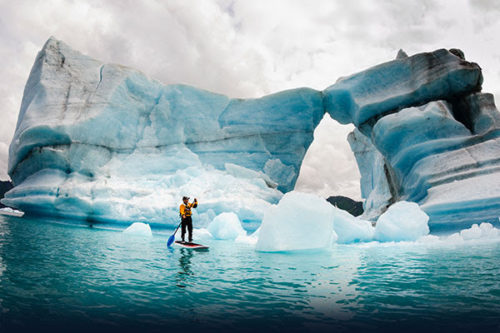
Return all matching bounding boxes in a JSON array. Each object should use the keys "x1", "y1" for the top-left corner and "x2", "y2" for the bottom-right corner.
[{"x1": 180, "y1": 202, "x2": 197, "y2": 218}]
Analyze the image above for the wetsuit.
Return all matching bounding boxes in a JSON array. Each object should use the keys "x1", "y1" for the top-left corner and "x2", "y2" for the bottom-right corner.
[{"x1": 180, "y1": 201, "x2": 197, "y2": 242}]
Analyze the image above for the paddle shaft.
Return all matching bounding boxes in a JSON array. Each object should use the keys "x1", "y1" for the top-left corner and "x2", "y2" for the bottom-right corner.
[{"x1": 172, "y1": 221, "x2": 182, "y2": 236}]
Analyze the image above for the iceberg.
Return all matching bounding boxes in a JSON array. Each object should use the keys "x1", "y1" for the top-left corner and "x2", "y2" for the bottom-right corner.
[
  {"x1": 0, "y1": 207, "x2": 24, "y2": 217},
  {"x1": 3, "y1": 38, "x2": 500, "y2": 230},
  {"x1": 337, "y1": 51, "x2": 500, "y2": 228},
  {"x1": 368, "y1": 98, "x2": 500, "y2": 228},
  {"x1": 2, "y1": 38, "x2": 321, "y2": 226},
  {"x1": 323, "y1": 48, "x2": 483, "y2": 130},
  {"x1": 191, "y1": 228, "x2": 214, "y2": 241},
  {"x1": 256, "y1": 192, "x2": 337, "y2": 252},
  {"x1": 123, "y1": 222, "x2": 153, "y2": 237},
  {"x1": 447, "y1": 222, "x2": 500, "y2": 242},
  {"x1": 374, "y1": 201, "x2": 430, "y2": 242},
  {"x1": 207, "y1": 212, "x2": 246, "y2": 240},
  {"x1": 332, "y1": 206, "x2": 374, "y2": 243}
]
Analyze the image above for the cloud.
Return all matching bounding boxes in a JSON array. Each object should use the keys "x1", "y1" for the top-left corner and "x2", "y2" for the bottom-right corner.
[{"x1": 0, "y1": 0, "x2": 499, "y2": 201}]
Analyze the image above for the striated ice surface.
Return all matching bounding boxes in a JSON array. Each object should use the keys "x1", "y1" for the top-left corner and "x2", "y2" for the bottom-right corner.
[
  {"x1": 340, "y1": 51, "x2": 500, "y2": 228},
  {"x1": 369, "y1": 99, "x2": 500, "y2": 228},
  {"x1": 323, "y1": 48, "x2": 483, "y2": 129},
  {"x1": 3, "y1": 38, "x2": 322, "y2": 226},
  {"x1": 347, "y1": 128, "x2": 392, "y2": 220}
]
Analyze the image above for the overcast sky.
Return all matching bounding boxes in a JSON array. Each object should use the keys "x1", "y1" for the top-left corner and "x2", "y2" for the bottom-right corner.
[{"x1": 1, "y1": 0, "x2": 500, "y2": 199}]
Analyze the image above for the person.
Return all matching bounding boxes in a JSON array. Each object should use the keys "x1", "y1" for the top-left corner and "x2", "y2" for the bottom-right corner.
[{"x1": 179, "y1": 196, "x2": 198, "y2": 243}]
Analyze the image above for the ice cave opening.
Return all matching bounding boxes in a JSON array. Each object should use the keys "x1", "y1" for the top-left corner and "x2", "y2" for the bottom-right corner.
[{"x1": 294, "y1": 114, "x2": 361, "y2": 202}]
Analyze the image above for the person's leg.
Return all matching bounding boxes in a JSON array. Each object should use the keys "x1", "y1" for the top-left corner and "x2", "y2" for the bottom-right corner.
[
  {"x1": 188, "y1": 216, "x2": 193, "y2": 242},
  {"x1": 181, "y1": 219, "x2": 186, "y2": 242}
]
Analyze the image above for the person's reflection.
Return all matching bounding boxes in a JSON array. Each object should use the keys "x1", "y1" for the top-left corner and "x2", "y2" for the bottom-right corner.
[{"x1": 176, "y1": 248, "x2": 193, "y2": 288}]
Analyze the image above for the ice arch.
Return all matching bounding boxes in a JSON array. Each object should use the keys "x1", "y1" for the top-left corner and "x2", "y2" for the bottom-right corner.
[
  {"x1": 322, "y1": 48, "x2": 500, "y2": 227},
  {"x1": 3, "y1": 38, "x2": 500, "y2": 228}
]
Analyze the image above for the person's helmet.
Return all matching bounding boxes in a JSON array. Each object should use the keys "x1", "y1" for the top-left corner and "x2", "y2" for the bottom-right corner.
[{"x1": 182, "y1": 196, "x2": 190, "y2": 201}]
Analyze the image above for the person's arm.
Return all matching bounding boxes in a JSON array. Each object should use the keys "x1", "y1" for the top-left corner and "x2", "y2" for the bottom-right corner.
[{"x1": 192, "y1": 198, "x2": 198, "y2": 208}]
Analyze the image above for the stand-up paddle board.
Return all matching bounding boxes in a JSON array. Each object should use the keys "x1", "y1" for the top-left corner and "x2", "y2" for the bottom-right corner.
[{"x1": 174, "y1": 241, "x2": 209, "y2": 250}]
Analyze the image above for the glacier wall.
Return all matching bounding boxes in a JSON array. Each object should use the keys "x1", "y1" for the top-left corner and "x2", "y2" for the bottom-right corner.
[{"x1": 3, "y1": 38, "x2": 500, "y2": 229}]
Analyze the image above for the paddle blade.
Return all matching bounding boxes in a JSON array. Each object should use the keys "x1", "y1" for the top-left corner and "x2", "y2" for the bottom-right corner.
[{"x1": 167, "y1": 234, "x2": 175, "y2": 248}]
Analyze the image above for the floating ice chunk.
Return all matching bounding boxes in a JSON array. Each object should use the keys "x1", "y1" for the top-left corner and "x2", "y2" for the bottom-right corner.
[
  {"x1": 123, "y1": 222, "x2": 153, "y2": 237},
  {"x1": 232, "y1": 226, "x2": 260, "y2": 245},
  {"x1": 0, "y1": 207, "x2": 25, "y2": 217},
  {"x1": 416, "y1": 234, "x2": 441, "y2": 243},
  {"x1": 332, "y1": 207, "x2": 374, "y2": 243},
  {"x1": 419, "y1": 223, "x2": 500, "y2": 245},
  {"x1": 256, "y1": 192, "x2": 337, "y2": 252},
  {"x1": 457, "y1": 222, "x2": 500, "y2": 240},
  {"x1": 235, "y1": 233, "x2": 259, "y2": 245},
  {"x1": 193, "y1": 228, "x2": 213, "y2": 241},
  {"x1": 207, "y1": 212, "x2": 247, "y2": 240},
  {"x1": 374, "y1": 201, "x2": 429, "y2": 241},
  {"x1": 460, "y1": 223, "x2": 483, "y2": 240}
]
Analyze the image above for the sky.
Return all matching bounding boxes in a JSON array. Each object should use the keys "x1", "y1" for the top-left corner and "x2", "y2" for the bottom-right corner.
[{"x1": 1, "y1": 0, "x2": 500, "y2": 200}]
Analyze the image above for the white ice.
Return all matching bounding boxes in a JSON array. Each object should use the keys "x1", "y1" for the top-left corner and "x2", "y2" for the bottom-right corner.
[
  {"x1": 256, "y1": 192, "x2": 337, "y2": 252},
  {"x1": 374, "y1": 201, "x2": 429, "y2": 241},
  {"x1": 332, "y1": 206, "x2": 374, "y2": 243},
  {"x1": 123, "y1": 222, "x2": 152, "y2": 237},
  {"x1": 207, "y1": 212, "x2": 247, "y2": 240},
  {"x1": 0, "y1": 207, "x2": 25, "y2": 217},
  {"x1": 445, "y1": 222, "x2": 500, "y2": 243}
]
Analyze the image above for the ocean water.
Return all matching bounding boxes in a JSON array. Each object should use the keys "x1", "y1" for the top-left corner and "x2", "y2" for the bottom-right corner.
[{"x1": 0, "y1": 215, "x2": 500, "y2": 332}]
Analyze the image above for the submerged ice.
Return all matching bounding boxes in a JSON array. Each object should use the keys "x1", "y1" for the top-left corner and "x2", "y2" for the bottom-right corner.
[{"x1": 2, "y1": 37, "x2": 500, "y2": 230}]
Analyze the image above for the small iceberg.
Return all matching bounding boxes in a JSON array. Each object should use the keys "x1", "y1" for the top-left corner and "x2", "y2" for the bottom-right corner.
[
  {"x1": 207, "y1": 212, "x2": 247, "y2": 240},
  {"x1": 374, "y1": 201, "x2": 430, "y2": 242},
  {"x1": 256, "y1": 192, "x2": 337, "y2": 252},
  {"x1": 0, "y1": 207, "x2": 24, "y2": 217},
  {"x1": 123, "y1": 222, "x2": 152, "y2": 237}
]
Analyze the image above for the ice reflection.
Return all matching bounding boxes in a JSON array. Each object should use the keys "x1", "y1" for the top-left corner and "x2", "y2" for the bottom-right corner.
[
  {"x1": 176, "y1": 248, "x2": 194, "y2": 288},
  {"x1": 305, "y1": 248, "x2": 362, "y2": 321},
  {"x1": 0, "y1": 216, "x2": 10, "y2": 278}
]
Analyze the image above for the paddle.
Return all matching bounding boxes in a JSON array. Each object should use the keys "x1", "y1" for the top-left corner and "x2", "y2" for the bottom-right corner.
[{"x1": 167, "y1": 222, "x2": 182, "y2": 248}]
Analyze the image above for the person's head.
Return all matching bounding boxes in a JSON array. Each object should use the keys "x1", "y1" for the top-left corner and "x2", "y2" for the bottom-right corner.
[{"x1": 182, "y1": 196, "x2": 189, "y2": 203}]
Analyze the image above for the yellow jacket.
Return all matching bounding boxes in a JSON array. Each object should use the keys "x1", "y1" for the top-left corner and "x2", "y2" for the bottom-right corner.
[{"x1": 180, "y1": 201, "x2": 198, "y2": 218}]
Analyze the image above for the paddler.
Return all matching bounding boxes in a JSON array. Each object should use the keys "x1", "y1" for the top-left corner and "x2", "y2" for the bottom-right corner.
[{"x1": 180, "y1": 196, "x2": 198, "y2": 243}]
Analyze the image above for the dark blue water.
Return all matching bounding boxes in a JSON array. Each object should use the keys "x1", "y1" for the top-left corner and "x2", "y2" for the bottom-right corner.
[{"x1": 1, "y1": 215, "x2": 500, "y2": 332}]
